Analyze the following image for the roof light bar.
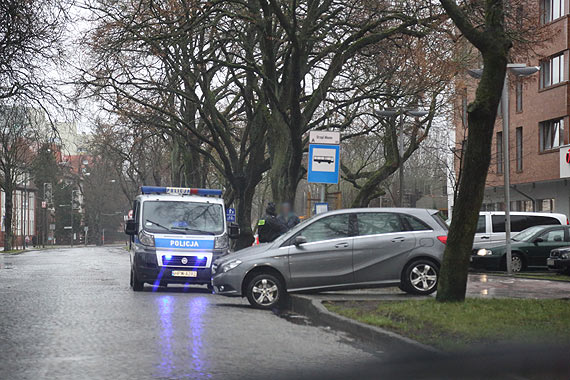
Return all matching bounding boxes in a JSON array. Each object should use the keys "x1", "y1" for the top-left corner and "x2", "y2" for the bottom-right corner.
[{"x1": 140, "y1": 186, "x2": 222, "y2": 197}]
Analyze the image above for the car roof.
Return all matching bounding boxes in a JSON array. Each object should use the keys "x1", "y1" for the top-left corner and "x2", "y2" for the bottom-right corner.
[
  {"x1": 136, "y1": 194, "x2": 224, "y2": 205},
  {"x1": 482, "y1": 211, "x2": 567, "y2": 218},
  {"x1": 320, "y1": 207, "x2": 437, "y2": 216}
]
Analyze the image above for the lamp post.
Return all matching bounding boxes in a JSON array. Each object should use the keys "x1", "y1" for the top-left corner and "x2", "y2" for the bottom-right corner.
[
  {"x1": 468, "y1": 64, "x2": 540, "y2": 275},
  {"x1": 375, "y1": 108, "x2": 428, "y2": 207}
]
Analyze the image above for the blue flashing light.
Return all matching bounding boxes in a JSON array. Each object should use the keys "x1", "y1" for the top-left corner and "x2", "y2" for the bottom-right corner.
[
  {"x1": 164, "y1": 254, "x2": 172, "y2": 260},
  {"x1": 196, "y1": 255, "x2": 205, "y2": 260},
  {"x1": 140, "y1": 186, "x2": 222, "y2": 197}
]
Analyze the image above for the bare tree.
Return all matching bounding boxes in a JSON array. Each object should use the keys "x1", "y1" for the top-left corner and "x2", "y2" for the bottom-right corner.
[{"x1": 0, "y1": 0, "x2": 69, "y2": 106}]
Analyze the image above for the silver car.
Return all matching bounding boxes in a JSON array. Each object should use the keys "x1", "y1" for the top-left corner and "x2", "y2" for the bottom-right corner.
[{"x1": 212, "y1": 208, "x2": 448, "y2": 309}]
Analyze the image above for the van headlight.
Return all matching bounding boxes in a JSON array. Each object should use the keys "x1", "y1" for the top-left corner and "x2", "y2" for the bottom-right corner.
[
  {"x1": 221, "y1": 260, "x2": 241, "y2": 273},
  {"x1": 214, "y1": 234, "x2": 229, "y2": 250},
  {"x1": 477, "y1": 249, "x2": 492, "y2": 256},
  {"x1": 138, "y1": 230, "x2": 155, "y2": 247}
]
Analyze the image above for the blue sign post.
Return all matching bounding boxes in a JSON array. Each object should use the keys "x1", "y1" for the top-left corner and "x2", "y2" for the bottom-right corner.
[
  {"x1": 308, "y1": 144, "x2": 340, "y2": 184},
  {"x1": 226, "y1": 208, "x2": 236, "y2": 222}
]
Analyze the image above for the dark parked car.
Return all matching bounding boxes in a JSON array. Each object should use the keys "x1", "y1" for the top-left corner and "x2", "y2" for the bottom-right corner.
[
  {"x1": 212, "y1": 208, "x2": 448, "y2": 309},
  {"x1": 471, "y1": 225, "x2": 570, "y2": 272},
  {"x1": 547, "y1": 247, "x2": 570, "y2": 274}
]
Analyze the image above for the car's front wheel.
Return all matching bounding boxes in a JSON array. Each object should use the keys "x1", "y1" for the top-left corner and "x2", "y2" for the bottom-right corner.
[
  {"x1": 131, "y1": 268, "x2": 144, "y2": 291},
  {"x1": 401, "y1": 259, "x2": 439, "y2": 295},
  {"x1": 510, "y1": 253, "x2": 524, "y2": 273},
  {"x1": 245, "y1": 274, "x2": 284, "y2": 309}
]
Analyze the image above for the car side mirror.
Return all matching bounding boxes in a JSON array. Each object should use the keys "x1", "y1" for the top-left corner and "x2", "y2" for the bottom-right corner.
[
  {"x1": 125, "y1": 220, "x2": 138, "y2": 236},
  {"x1": 533, "y1": 237, "x2": 544, "y2": 244},
  {"x1": 294, "y1": 235, "x2": 307, "y2": 246},
  {"x1": 228, "y1": 223, "x2": 240, "y2": 239}
]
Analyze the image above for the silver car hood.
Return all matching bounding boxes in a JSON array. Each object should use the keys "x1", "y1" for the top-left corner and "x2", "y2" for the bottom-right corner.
[{"x1": 218, "y1": 242, "x2": 277, "y2": 264}]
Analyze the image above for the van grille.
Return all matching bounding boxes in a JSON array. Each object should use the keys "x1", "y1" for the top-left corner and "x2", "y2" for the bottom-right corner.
[{"x1": 162, "y1": 256, "x2": 207, "y2": 267}]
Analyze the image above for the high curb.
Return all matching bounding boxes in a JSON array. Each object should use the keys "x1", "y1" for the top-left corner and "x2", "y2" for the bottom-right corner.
[{"x1": 289, "y1": 294, "x2": 443, "y2": 356}]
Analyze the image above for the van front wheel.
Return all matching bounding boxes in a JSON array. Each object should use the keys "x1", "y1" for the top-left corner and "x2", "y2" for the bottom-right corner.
[{"x1": 131, "y1": 268, "x2": 144, "y2": 291}]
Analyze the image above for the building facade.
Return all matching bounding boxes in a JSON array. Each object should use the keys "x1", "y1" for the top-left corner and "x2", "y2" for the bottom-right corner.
[{"x1": 454, "y1": 1, "x2": 570, "y2": 217}]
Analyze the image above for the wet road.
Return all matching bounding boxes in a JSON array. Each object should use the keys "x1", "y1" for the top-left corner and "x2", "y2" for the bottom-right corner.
[{"x1": 0, "y1": 247, "x2": 384, "y2": 380}]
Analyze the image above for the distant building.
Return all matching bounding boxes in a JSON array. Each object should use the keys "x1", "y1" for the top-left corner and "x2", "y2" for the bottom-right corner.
[
  {"x1": 453, "y1": 3, "x2": 570, "y2": 216},
  {"x1": 0, "y1": 177, "x2": 38, "y2": 248}
]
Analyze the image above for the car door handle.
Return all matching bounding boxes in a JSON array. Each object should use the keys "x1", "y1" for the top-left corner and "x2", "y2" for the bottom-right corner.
[
  {"x1": 480, "y1": 236, "x2": 490, "y2": 239},
  {"x1": 334, "y1": 242, "x2": 349, "y2": 248},
  {"x1": 391, "y1": 237, "x2": 405, "y2": 243}
]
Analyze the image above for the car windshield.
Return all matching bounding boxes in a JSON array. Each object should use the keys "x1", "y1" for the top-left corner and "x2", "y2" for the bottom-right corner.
[
  {"x1": 512, "y1": 226, "x2": 545, "y2": 242},
  {"x1": 142, "y1": 200, "x2": 224, "y2": 235}
]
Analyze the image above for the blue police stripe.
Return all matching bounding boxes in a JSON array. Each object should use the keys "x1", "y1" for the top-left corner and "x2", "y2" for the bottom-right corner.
[{"x1": 154, "y1": 238, "x2": 214, "y2": 250}]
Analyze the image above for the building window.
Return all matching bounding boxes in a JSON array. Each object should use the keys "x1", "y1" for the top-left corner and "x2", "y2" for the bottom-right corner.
[
  {"x1": 539, "y1": 118, "x2": 564, "y2": 151},
  {"x1": 538, "y1": 198, "x2": 555, "y2": 212},
  {"x1": 516, "y1": 127, "x2": 523, "y2": 171},
  {"x1": 496, "y1": 131, "x2": 503, "y2": 174},
  {"x1": 540, "y1": 53, "x2": 565, "y2": 88},
  {"x1": 515, "y1": 79, "x2": 523, "y2": 112},
  {"x1": 541, "y1": 0, "x2": 564, "y2": 24}
]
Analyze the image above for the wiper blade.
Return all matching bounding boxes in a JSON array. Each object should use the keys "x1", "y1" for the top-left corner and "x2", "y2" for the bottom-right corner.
[
  {"x1": 145, "y1": 219, "x2": 173, "y2": 232},
  {"x1": 170, "y1": 226, "x2": 215, "y2": 235}
]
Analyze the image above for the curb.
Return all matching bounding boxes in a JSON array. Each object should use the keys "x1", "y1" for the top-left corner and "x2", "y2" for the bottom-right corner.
[
  {"x1": 473, "y1": 272, "x2": 570, "y2": 284},
  {"x1": 289, "y1": 294, "x2": 442, "y2": 356}
]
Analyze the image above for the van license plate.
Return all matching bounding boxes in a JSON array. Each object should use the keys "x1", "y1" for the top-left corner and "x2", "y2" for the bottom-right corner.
[
  {"x1": 547, "y1": 258, "x2": 555, "y2": 267},
  {"x1": 172, "y1": 270, "x2": 197, "y2": 277}
]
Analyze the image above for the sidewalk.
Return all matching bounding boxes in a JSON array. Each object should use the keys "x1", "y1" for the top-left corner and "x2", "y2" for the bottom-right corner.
[{"x1": 296, "y1": 274, "x2": 570, "y2": 302}]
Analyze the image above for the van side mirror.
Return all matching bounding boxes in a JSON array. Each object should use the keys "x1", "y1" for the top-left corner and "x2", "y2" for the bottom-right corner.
[
  {"x1": 533, "y1": 237, "x2": 544, "y2": 244},
  {"x1": 125, "y1": 220, "x2": 138, "y2": 236},
  {"x1": 228, "y1": 223, "x2": 240, "y2": 239},
  {"x1": 294, "y1": 235, "x2": 307, "y2": 246}
]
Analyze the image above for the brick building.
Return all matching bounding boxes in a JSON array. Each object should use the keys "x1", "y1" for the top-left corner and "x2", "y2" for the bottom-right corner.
[{"x1": 454, "y1": 0, "x2": 570, "y2": 216}]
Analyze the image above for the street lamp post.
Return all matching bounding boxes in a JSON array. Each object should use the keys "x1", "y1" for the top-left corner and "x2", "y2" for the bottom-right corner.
[
  {"x1": 468, "y1": 64, "x2": 540, "y2": 275},
  {"x1": 376, "y1": 108, "x2": 428, "y2": 207}
]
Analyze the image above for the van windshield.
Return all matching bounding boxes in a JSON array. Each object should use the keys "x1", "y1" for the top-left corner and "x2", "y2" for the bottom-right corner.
[{"x1": 142, "y1": 201, "x2": 224, "y2": 235}]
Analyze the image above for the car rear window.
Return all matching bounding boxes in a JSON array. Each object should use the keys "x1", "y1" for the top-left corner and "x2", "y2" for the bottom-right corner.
[
  {"x1": 527, "y1": 215, "x2": 561, "y2": 227},
  {"x1": 492, "y1": 215, "x2": 562, "y2": 233},
  {"x1": 401, "y1": 214, "x2": 432, "y2": 231},
  {"x1": 431, "y1": 211, "x2": 448, "y2": 231}
]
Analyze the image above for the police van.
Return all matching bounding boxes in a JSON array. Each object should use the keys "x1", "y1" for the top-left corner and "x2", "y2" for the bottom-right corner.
[{"x1": 124, "y1": 186, "x2": 238, "y2": 291}]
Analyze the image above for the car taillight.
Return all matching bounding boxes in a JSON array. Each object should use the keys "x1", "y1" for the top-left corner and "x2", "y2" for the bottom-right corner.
[
  {"x1": 567, "y1": 218, "x2": 569, "y2": 225},
  {"x1": 437, "y1": 236, "x2": 447, "y2": 245}
]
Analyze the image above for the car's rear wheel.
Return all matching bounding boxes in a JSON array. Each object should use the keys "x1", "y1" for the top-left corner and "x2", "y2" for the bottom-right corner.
[
  {"x1": 246, "y1": 274, "x2": 283, "y2": 309},
  {"x1": 401, "y1": 259, "x2": 439, "y2": 295},
  {"x1": 131, "y1": 268, "x2": 144, "y2": 291}
]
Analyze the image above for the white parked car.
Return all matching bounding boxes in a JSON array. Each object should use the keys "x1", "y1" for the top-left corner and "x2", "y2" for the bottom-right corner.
[{"x1": 473, "y1": 211, "x2": 568, "y2": 247}]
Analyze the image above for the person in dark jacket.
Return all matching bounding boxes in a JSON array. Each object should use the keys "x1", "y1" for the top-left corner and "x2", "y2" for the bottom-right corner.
[
  {"x1": 258, "y1": 202, "x2": 287, "y2": 243},
  {"x1": 278, "y1": 202, "x2": 300, "y2": 230}
]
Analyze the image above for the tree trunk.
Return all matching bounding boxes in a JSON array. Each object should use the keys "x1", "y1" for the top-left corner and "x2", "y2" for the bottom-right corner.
[
  {"x1": 4, "y1": 186, "x2": 13, "y2": 251},
  {"x1": 267, "y1": 117, "x2": 303, "y2": 206},
  {"x1": 436, "y1": 52, "x2": 508, "y2": 302},
  {"x1": 234, "y1": 187, "x2": 255, "y2": 250}
]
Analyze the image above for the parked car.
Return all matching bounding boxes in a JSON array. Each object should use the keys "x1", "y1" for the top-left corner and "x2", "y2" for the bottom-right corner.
[
  {"x1": 547, "y1": 247, "x2": 570, "y2": 274},
  {"x1": 472, "y1": 212, "x2": 568, "y2": 248},
  {"x1": 212, "y1": 208, "x2": 448, "y2": 309},
  {"x1": 471, "y1": 225, "x2": 570, "y2": 272}
]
